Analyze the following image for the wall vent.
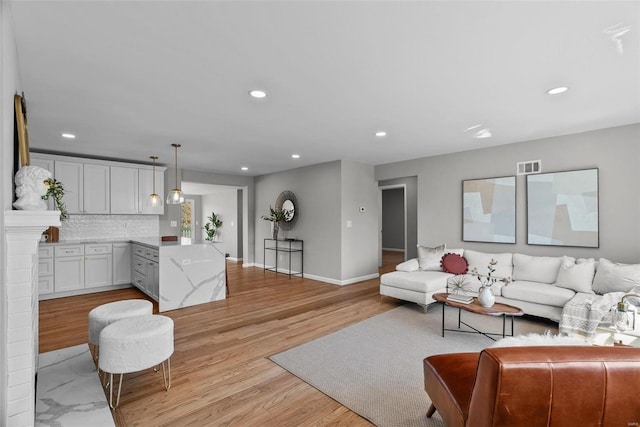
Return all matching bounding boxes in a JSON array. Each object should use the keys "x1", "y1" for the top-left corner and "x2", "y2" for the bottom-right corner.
[{"x1": 516, "y1": 160, "x2": 541, "y2": 175}]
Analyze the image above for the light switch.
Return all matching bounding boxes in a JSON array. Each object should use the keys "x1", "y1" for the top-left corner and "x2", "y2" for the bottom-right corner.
[
  {"x1": 170, "y1": 221, "x2": 177, "y2": 227},
  {"x1": 346, "y1": 220, "x2": 352, "y2": 228}
]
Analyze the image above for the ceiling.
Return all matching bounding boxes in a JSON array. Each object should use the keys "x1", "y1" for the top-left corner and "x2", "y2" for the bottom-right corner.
[{"x1": 10, "y1": 1, "x2": 640, "y2": 176}]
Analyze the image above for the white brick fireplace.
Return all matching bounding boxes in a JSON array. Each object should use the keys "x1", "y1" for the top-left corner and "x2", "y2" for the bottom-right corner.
[{"x1": 2, "y1": 211, "x2": 60, "y2": 427}]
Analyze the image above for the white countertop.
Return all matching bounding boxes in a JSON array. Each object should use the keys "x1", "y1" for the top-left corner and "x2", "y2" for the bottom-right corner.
[{"x1": 40, "y1": 237, "x2": 223, "y2": 249}]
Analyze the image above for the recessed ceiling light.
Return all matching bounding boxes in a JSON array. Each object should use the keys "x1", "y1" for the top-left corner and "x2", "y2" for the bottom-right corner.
[
  {"x1": 291, "y1": 154, "x2": 300, "y2": 159},
  {"x1": 249, "y1": 90, "x2": 267, "y2": 99},
  {"x1": 61, "y1": 133, "x2": 76, "y2": 139},
  {"x1": 474, "y1": 129, "x2": 492, "y2": 139},
  {"x1": 241, "y1": 167, "x2": 248, "y2": 171},
  {"x1": 546, "y1": 86, "x2": 568, "y2": 95},
  {"x1": 375, "y1": 131, "x2": 387, "y2": 137}
]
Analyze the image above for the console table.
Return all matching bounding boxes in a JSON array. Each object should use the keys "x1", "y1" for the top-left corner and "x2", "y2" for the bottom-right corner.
[{"x1": 264, "y1": 238, "x2": 303, "y2": 278}]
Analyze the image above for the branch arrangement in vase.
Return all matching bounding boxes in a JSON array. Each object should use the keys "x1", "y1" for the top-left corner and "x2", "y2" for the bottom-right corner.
[{"x1": 470, "y1": 259, "x2": 511, "y2": 288}]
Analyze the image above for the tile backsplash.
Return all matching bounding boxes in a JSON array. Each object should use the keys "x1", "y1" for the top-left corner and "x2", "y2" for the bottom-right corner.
[{"x1": 59, "y1": 215, "x2": 159, "y2": 240}]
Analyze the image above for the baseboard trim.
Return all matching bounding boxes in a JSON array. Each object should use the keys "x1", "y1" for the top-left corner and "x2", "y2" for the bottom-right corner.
[
  {"x1": 382, "y1": 248, "x2": 405, "y2": 252},
  {"x1": 251, "y1": 264, "x2": 378, "y2": 286},
  {"x1": 227, "y1": 257, "x2": 242, "y2": 262}
]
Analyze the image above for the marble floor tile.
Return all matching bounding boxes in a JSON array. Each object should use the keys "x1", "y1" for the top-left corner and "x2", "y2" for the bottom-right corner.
[{"x1": 36, "y1": 344, "x2": 114, "y2": 427}]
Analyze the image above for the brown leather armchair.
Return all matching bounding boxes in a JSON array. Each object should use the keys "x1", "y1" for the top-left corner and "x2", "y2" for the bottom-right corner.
[{"x1": 423, "y1": 346, "x2": 640, "y2": 426}]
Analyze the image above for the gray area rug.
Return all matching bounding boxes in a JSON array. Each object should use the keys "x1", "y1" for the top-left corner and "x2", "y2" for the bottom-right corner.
[{"x1": 270, "y1": 303, "x2": 557, "y2": 427}]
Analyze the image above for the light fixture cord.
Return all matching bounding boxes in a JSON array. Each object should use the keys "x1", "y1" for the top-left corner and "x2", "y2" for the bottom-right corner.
[
  {"x1": 152, "y1": 157, "x2": 156, "y2": 193},
  {"x1": 174, "y1": 146, "x2": 178, "y2": 188}
]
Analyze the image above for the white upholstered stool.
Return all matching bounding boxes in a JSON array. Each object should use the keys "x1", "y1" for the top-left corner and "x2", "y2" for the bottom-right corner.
[
  {"x1": 88, "y1": 299, "x2": 153, "y2": 350},
  {"x1": 98, "y1": 315, "x2": 174, "y2": 409}
]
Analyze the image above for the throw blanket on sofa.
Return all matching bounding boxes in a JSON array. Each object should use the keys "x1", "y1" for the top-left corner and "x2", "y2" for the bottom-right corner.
[{"x1": 559, "y1": 292, "x2": 625, "y2": 337}]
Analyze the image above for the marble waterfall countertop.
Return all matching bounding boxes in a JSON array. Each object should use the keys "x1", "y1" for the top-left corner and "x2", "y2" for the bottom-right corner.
[
  {"x1": 39, "y1": 236, "x2": 195, "y2": 247},
  {"x1": 158, "y1": 242, "x2": 226, "y2": 312}
]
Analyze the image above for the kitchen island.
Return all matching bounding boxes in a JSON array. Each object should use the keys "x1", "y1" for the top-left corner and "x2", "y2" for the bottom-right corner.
[
  {"x1": 132, "y1": 239, "x2": 226, "y2": 312},
  {"x1": 39, "y1": 237, "x2": 226, "y2": 311}
]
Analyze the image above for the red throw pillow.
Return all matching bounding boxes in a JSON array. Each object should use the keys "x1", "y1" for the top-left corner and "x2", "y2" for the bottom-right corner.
[{"x1": 441, "y1": 253, "x2": 468, "y2": 275}]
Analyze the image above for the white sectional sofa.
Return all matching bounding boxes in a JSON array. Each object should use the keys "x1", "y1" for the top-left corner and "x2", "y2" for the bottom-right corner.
[{"x1": 380, "y1": 248, "x2": 640, "y2": 324}]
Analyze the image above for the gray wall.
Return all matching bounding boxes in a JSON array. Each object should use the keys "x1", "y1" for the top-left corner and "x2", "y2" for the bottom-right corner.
[
  {"x1": 381, "y1": 188, "x2": 405, "y2": 250},
  {"x1": 340, "y1": 160, "x2": 379, "y2": 280},
  {"x1": 376, "y1": 124, "x2": 640, "y2": 263},
  {"x1": 379, "y1": 176, "x2": 418, "y2": 259},
  {"x1": 254, "y1": 161, "x2": 342, "y2": 280}
]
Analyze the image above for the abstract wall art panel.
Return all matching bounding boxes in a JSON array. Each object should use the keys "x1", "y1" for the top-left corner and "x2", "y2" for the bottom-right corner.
[
  {"x1": 527, "y1": 168, "x2": 599, "y2": 248},
  {"x1": 462, "y1": 176, "x2": 516, "y2": 244}
]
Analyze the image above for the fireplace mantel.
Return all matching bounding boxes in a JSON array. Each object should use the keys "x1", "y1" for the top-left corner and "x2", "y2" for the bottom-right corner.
[{"x1": 3, "y1": 210, "x2": 60, "y2": 427}]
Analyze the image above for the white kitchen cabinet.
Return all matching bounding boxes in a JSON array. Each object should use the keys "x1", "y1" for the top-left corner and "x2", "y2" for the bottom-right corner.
[
  {"x1": 131, "y1": 244, "x2": 159, "y2": 300},
  {"x1": 83, "y1": 163, "x2": 110, "y2": 213},
  {"x1": 138, "y1": 168, "x2": 164, "y2": 215},
  {"x1": 84, "y1": 244, "x2": 113, "y2": 288},
  {"x1": 55, "y1": 161, "x2": 83, "y2": 214},
  {"x1": 54, "y1": 245, "x2": 85, "y2": 293},
  {"x1": 110, "y1": 166, "x2": 139, "y2": 214},
  {"x1": 113, "y1": 243, "x2": 131, "y2": 285},
  {"x1": 54, "y1": 161, "x2": 110, "y2": 214}
]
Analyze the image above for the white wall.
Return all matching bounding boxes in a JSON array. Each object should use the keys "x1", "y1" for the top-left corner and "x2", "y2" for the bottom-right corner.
[
  {"x1": 376, "y1": 124, "x2": 640, "y2": 263},
  {"x1": 1, "y1": 0, "x2": 21, "y2": 421},
  {"x1": 201, "y1": 189, "x2": 239, "y2": 258}
]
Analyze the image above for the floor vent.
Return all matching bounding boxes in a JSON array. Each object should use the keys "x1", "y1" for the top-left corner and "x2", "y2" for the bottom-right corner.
[{"x1": 516, "y1": 160, "x2": 541, "y2": 175}]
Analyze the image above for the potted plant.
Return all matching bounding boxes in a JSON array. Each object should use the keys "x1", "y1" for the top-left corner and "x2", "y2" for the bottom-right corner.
[
  {"x1": 261, "y1": 206, "x2": 286, "y2": 239},
  {"x1": 42, "y1": 178, "x2": 67, "y2": 220},
  {"x1": 203, "y1": 212, "x2": 223, "y2": 241}
]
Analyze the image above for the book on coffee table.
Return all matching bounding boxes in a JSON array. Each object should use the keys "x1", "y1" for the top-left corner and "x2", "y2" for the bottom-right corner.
[{"x1": 446, "y1": 294, "x2": 473, "y2": 304}]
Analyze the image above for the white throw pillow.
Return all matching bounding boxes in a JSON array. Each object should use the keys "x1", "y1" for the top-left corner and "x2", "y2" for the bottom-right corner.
[
  {"x1": 395, "y1": 258, "x2": 420, "y2": 272},
  {"x1": 554, "y1": 256, "x2": 595, "y2": 294},
  {"x1": 417, "y1": 244, "x2": 446, "y2": 271},
  {"x1": 464, "y1": 250, "x2": 513, "y2": 279},
  {"x1": 512, "y1": 253, "x2": 562, "y2": 284},
  {"x1": 592, "y1": 258, "x2": 640, "y2": 294}
]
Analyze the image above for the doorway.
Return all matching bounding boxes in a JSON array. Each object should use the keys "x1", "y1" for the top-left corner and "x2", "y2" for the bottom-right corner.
[{"x1": 378, "y1": 185, "x2": 407, "y2": 266}]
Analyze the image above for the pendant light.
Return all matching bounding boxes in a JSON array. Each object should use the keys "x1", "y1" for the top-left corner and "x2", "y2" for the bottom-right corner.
[
  {"x1": 166, "y1": 143, "x2": 184, "y2": 204},
  {"x1": 148, "y1": 156, "x2": 163, "y2": 207}
]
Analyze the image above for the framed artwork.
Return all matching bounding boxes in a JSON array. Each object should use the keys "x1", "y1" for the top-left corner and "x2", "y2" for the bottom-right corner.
[
  {"x1": 15, "y1": 93, "x2": 30, "y2": 167},
  {"x1": 527, "y1": 168, "x2": 599, "y2": 248},
  {"x1": 462, "y1": 176, "x2": 516, "y2": 243}
]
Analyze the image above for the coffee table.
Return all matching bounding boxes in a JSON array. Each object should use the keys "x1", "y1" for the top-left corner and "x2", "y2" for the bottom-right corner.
[{"x1": 432, "y1": 293, "x2": 525, "y2": 341}]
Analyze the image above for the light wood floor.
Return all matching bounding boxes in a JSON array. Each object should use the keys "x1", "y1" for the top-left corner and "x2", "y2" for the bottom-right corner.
[{"x1": 39, "y1": 251, "x2": 406, "y2": 426}]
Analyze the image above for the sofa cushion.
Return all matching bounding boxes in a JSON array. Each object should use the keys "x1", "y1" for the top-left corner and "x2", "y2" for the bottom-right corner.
[
  {"x1": 464, "y1": 250, "x2": 513, "y2": 279},
  {"x1": 380, "y1": 271, "x2": 451, "y2": 293},
  {"x1": 417, "y1": 244, "x2": 446, "y2": 271},
  {"x1": 512, "y1": 253, "x2": 562, "y2": 284},
  {"x1": 592, "y1": 258, "x2": 640, "y2": 294},
  {"x1": 554, "y1": 256, "x2": 596, "y2": 294},
  {"x1": 501, "y1": 281, "x2": 575, "y2": 308},
  {"x1": 441, "y1": 253, "x2": 468, "y2": 274},
  {"x1": 395, "y1": 258, "x2": 420, "y2": 272}
]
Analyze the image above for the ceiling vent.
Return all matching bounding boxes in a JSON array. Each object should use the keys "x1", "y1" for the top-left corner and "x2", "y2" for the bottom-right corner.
[{"x1": 516, "y1": 160, "x2": 541, "y2": 175}]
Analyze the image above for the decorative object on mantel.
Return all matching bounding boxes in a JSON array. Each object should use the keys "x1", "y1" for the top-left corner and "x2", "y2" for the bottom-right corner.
[
  {"x1": 275, "y1": 190, "x2": 298, "y2": 230},
  {"x1": 166, "y1": 144, "x2": 184, "y2": 204},
  {"x1": 203, "y1": 212, "x2": 223, "y2": 241},
  {"x1": 471, "y1": 259, "x2": 511, "y2": 308},
  {"x1": 14, "y1": 93, "x2": 30, "y2": 167},
  {"x1": 148, "y1": 155, "x2": 163, "y2": 207},
  {"x1": 262, "y1": 206, "x2": 286, "y2": 240},
  {"x1": 13, "y1": 165, "x2": 51, "y2": 211}
]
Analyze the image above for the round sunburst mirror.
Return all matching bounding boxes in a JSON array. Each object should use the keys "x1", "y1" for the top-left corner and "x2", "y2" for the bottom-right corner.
[{"x1": 275, "y1": 190, "x2": 298, "y2": 231}]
